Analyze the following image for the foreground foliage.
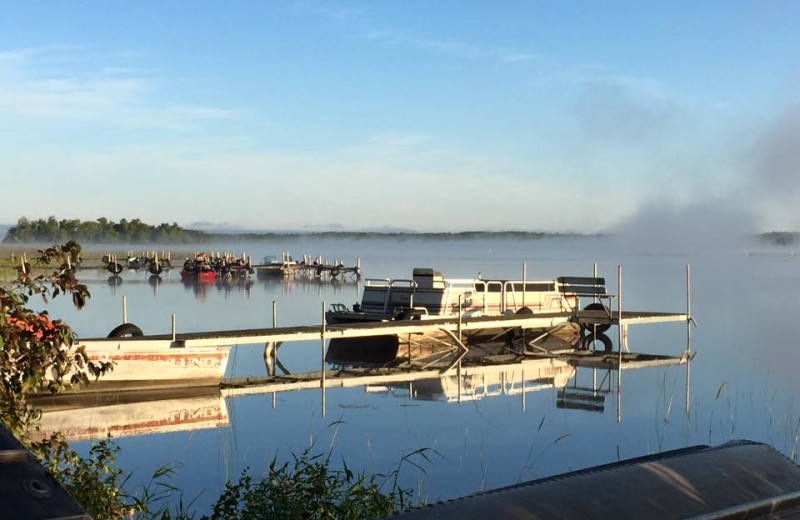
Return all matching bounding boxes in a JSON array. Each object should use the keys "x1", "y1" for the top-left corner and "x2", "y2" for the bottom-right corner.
[
  {"x1": 205, "y1": 448, "x2": 413, "y2": 520},
  {"x1": 0, "y1": 242, "x2": 110, "y2": 434}
]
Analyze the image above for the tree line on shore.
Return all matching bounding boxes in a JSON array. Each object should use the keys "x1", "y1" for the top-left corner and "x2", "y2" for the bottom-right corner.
[
  {"x1": 2, "y1": 216, "x2": 580, "y2": 243},
  {"x1": 3, "y1": 217, "x2": 206, "y2": 243}
]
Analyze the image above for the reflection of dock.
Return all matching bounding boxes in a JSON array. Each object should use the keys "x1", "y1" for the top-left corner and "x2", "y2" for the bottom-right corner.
[{"x1": 32, "y1": 345, "x2": 690, "y2": 442}]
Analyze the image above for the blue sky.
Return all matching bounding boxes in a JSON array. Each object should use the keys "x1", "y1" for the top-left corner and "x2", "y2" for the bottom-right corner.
[{"x1": 1, "y1": 1, "x2": 799, "y2": 232}]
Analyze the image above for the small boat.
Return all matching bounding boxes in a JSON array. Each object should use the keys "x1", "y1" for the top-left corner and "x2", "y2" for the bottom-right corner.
[
  {"x1": 78, "y1": 338, "x2": 231, "y2": 389},
  {"x1": 326, "y1": 267, "x2": 592, "y2": 324},
  {"x1": 180, "y1": 253, "x2": 217, "y2": 282},
  {"x1": 256, "y1": 253, "x2": 298, "y2": 278}
]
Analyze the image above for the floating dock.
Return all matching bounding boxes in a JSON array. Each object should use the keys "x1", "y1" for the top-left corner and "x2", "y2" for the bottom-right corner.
[{"x1": 81, "y1": 309, "x2": 687, "y2": 349}]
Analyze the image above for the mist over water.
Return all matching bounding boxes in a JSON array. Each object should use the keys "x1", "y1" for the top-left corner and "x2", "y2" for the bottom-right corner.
[{"x1": 610, "y1": 198, "x2": 757, "y2": 256}]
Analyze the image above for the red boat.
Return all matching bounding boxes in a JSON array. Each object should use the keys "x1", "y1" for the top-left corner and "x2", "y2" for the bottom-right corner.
[{"x1": 180, "y1": 253, "x2": 217, "y2": 282}]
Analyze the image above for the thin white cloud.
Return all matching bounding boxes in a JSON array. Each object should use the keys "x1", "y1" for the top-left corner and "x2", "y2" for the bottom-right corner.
[
  {"x1": 0, "y1": 47, "x2": 237, "y2": 130},
  {"x1": 359, "y1": 29, "x2": 538, "y2": 66}
]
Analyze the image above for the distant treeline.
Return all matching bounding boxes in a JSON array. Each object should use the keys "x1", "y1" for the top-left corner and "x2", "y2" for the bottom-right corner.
[
  {"x1": 2, "y1": 216, "x2": 590, "y2": 243},
  {"x1": 2, "y1": 217, "x2": 207, "y2": 243},
  {"x1": 216, "y1": 230, "x2": 584, "y2": 241}
]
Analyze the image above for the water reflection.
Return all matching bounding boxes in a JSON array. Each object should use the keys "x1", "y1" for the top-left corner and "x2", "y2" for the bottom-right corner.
[
  {"x1": 34, "y1": 391, "x2": 228, "y2": 442},
  {"x1": 36, "y1": 352, "x2": 689, "y2": 443},
  {"x1": 41, "y1": 313, "x2": 691, "y2": 442}
]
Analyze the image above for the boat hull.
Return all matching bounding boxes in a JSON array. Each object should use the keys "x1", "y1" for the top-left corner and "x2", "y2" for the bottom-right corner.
[{"x1": 79, "y1": 340, "x2": 230, "y2": 385}]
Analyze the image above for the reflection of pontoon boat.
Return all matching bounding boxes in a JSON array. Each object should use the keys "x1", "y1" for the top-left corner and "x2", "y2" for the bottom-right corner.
[
  {"x1": 366, "y1": 360, "x2": 575, "y2": 403},
  {"x1": 327, "y1": 268, "x2": 602, "y2": 324}
]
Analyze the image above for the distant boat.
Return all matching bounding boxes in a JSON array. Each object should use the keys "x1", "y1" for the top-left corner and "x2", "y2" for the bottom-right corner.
[
  {"x1": 256, "y1": 253, "x2": 298, "y2": 278},
  {"x1": 180, "y1": 253, "x2": 217, "y2": 282}
]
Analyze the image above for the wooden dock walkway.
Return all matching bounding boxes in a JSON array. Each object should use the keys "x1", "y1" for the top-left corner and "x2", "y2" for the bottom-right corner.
[{"x1": 80, "y1": 309, "x2": 688, "y2": 348}]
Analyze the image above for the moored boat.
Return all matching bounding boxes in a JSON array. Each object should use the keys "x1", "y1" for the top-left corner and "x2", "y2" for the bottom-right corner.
[
  {"x1": 180, "y1": 253, "x2": 217, "y2": 282},
  {"x1": 62, "y1": 332, "x2": 232, "y2": 392},
  {"x1": 326, "y1": 267, "x2": 597, "y2": 324}
]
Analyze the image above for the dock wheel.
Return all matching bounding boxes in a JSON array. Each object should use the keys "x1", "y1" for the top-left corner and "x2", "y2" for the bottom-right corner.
[
  {"x1": 580, "y1": 332, "x2": 613, "y2": 352},
  {"x1": 107, "y1": 323, "x2": 144, "y2": 338},
  {"x1": 505, "y1": 307, "x2": 533, "y2": 347},
  {"x1": 581, "y1": 303, "x2": 611, "y2": 333}
]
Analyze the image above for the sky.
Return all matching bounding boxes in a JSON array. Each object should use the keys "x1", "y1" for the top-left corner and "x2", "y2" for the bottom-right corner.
[{"x1": 1, "y1": 1, "x2": 799, "y2": 233}]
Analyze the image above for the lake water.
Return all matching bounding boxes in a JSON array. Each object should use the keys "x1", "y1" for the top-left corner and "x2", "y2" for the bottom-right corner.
[{"x1": 35, "y1": 235, "x2": 800, "y2": 512}]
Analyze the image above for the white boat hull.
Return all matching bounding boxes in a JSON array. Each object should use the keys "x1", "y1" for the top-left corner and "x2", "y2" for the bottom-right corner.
[{"x1": 78, "y1": 339, "x2": 231, "y2": 383}]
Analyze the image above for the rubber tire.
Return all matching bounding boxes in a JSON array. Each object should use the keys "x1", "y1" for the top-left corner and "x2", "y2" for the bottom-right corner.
[
  {"x1": 107, "y1": 262, "x2": 123, "y2": 275},
  {"x1": 107, "y1": 323, "x2": 143, "y2": 338},
  {"x1": 149, "y1": 264, "x2": 164, "y2": 275},
  {"x1": 581, "y1": 302, "x2": 611, "y2": 333},
  {"x1": 580, "y1": 332, "x2": 613, "y2": 352},
  {"x1": 396, "y1": 309, "x2": 423, "y2": 320}
]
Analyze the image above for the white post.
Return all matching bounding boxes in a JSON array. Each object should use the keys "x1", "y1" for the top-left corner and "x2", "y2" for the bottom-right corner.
[
  {"x1": 122, "y1": 295, "x2": 128, "y2": 324},
  {"x1": 458, "y1": 295, "x2": 463, "y2": 342},
  {"x1": 171, "y1": 314, "x2": 176, "y2": 342},
  {"x1": 616, "y1": 265, "x2": 623, "y2": 424},
  {"x1": 321, "y1": 301, "x2": 326, "y2": 417},
  {"x1": 686, "y1": 265, "x2": 692, "y2": 416},
  {"x1": 522, "y1": 262, "x2": 527, "y2": 309}
]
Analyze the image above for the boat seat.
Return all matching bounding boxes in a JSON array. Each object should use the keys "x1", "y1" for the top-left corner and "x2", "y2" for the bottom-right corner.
[{"x1": 556, "y1": 276, "x2": 607, "y2": 297}]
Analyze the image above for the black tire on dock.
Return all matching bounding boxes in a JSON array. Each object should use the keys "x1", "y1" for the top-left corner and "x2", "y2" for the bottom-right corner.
[
  {"x1": 505, "y1": 307, "x2": 534, "y2": 346},
  {"x1": 148, "y1": 264, "x2": 164, "y2": 275},
  {"x1": 106, "y1": 262, "x2": 123, "y2": 275},
  {"x1": 396, "y1": 309, "x2": 424, "y2": 320},
  {"x1": 580, "y1": 332, "x2": 613, "y2": 352},
  {"x1": 581, "y1": 302, "x2": 611, "y2": 333},
  {"x1": 107, "y1": 323, "x2": 144, "y2": 338}
]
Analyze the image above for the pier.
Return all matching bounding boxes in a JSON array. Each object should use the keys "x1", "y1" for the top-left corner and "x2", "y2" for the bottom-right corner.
[
  {"x1": 64, "y1": 263, "x2": 695, "y2": 427},
  {"x1": 79, "y1": 309, "x2": 687, "y2": 350}
]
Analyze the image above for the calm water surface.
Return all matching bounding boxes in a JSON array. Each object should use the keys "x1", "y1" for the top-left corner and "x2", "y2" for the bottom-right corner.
[{"x1": 38, "y1": 236, "x2": 800, "y2": 510}]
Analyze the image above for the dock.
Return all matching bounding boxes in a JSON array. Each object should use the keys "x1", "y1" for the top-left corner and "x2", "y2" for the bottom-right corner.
[
  {"x1": 80, "y1": 309, "x2": 688, "y2": 349},
  {"x1": 68, "y1": 250, "x2": 362, "y2": 281}
]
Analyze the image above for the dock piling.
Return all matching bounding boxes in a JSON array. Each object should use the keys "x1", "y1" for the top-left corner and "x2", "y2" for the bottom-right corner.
[
  {"x1": 617, "y1": 265, "x2": 623, "y2": 423},
  {"x1": 122, "y1": 295, "x2": 127, "y2": 324},
  {"x1": 686, "y1": 265, "x2": 692, "y2": 416},
  {"x1": 171, "y1": 314, "x2": 176, "y2": 342},
  {"x1": 522, "y1": 262, "x2": 527, "y2": 309},
  {"x1": 321, "y1": 301, "x2": 327, "y2": 417}
]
